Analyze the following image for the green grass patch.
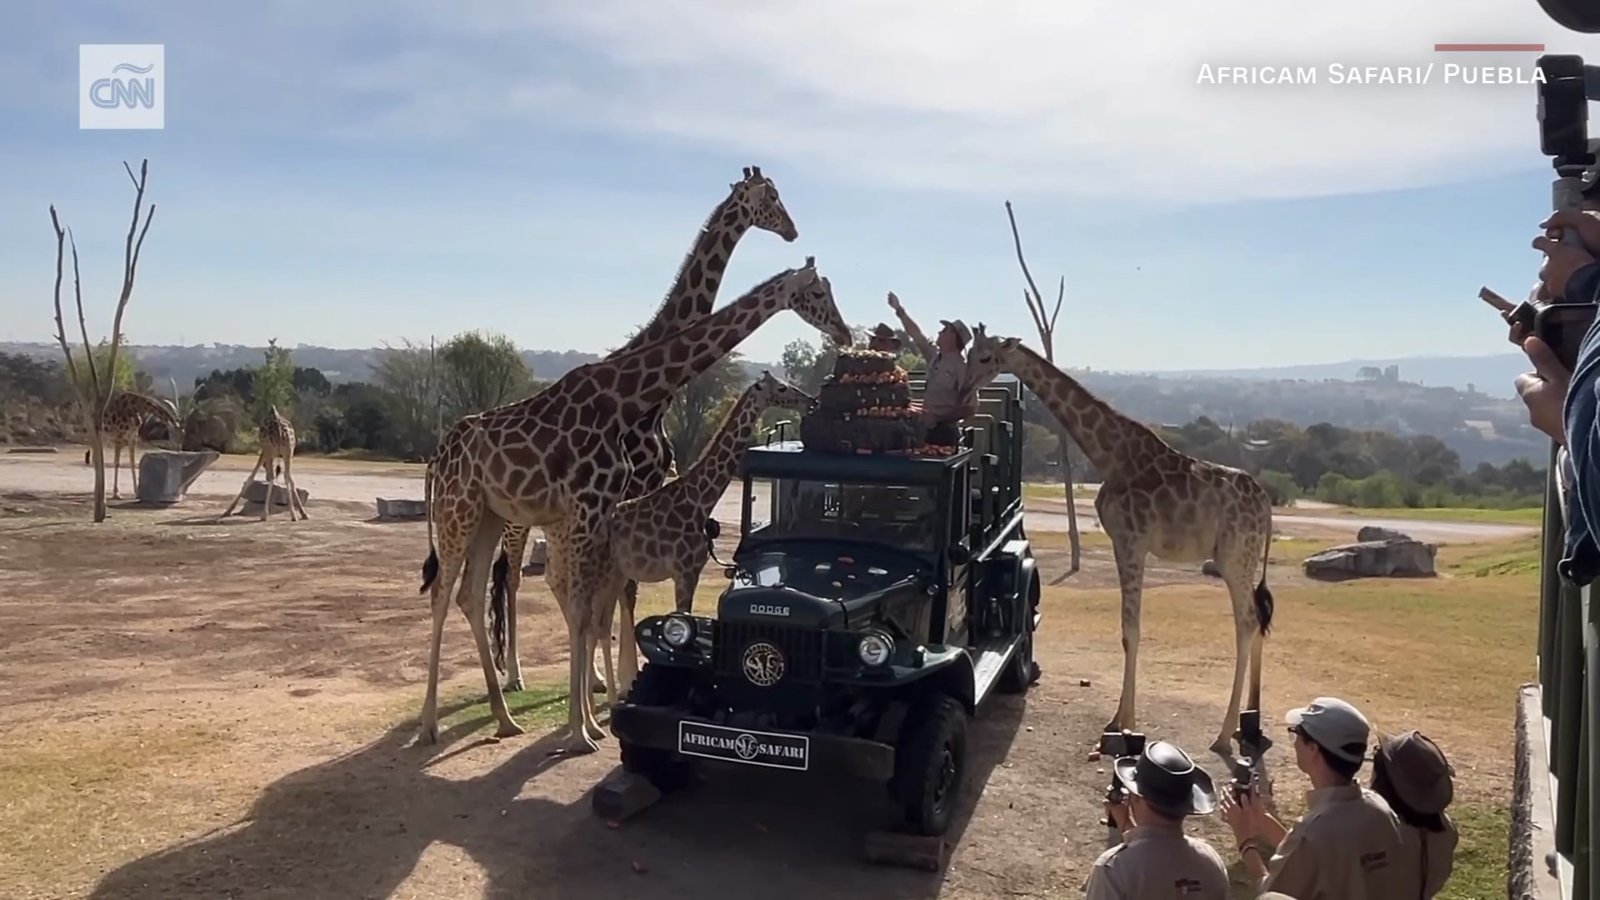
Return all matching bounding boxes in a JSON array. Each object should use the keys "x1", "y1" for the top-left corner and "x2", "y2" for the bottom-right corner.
[
  {"x1": 1284, "y1": 505, "x2": 1545, "y2": 526},
  {"x1": 1439, "y1": 802, "x2": 1510, "y2": 900},
  {"x1": 435, "y1": 682, "x2": 571, "y2": 736},
  {"x1": 1449, "y1": 538, "x2": 1544, "y2": 578},
  {"x1": 1022, "y1": 482, "x2": 1096, "y2": 502}
]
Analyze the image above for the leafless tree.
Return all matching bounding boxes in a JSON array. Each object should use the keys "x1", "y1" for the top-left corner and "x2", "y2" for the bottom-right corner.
[
  {"x1": 50, "y1": 159, "x2": 156, "y2": 522},
  {"x1": 1005, "y1": 200, "x2": 1082, "y2": 579}
]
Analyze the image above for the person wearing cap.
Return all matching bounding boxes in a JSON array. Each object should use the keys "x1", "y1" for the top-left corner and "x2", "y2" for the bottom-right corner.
[
  {"x1": 885, "y1": 291, "x2": 977, "y2": 446},
  {"x1": 1370, "y1": 730, "x2": 1459, "y2": 898},
  {"x1": 866, "y1": 323, "x2": 902, "y2": 354},
  {"x1": 1083, "y1": 740, "x2": 1230, "y2": 900},
  {"x1": 1220, "y1": 696, "x2": 1407, "y2": 899}
]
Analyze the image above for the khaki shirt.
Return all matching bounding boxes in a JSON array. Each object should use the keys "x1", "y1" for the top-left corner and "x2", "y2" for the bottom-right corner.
[
  {"x1": 1083, "y1": 821, "x2": 1230, "y2": 900},
  {"x1": 1393, "y1": 817, "x2": 1459, "y2": 899},
  {"x1": 1262, "y1": 784, "x2": 1408, "y2": 900},
  {"x1": 922, "y1": 350, "x2": 968, "y2": 421}
]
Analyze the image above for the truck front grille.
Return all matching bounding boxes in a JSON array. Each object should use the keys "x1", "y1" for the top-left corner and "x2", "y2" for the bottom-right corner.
[{"x1": 714, "y1": 621, "x2": 824, "y2": 685}]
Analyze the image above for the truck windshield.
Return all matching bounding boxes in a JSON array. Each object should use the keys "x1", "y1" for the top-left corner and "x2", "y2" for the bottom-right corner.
[{"x1": 744, "y1": 477, "x2": 939, "y2": 553}]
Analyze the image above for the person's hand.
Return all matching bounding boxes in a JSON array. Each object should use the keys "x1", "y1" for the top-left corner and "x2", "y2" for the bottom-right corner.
[
  {"x1": 886, "y1": 291, "x2": 902, "y2": 313},
  {"x1": 1219, "y1": 786, "x2": 1260, "y2": 843},
  {"x1": 1104, "y1": 798, "x2": 1131, "y2": 832},
  {"x1": 1515, "y1": 335, "x2": 1572, "y2": 445}
]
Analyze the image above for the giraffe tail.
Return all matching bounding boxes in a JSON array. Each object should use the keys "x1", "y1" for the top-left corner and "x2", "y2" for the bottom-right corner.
[
  {"x1": 419, "y1": 460, "x2": 440, "y2": 595},
  {"x1": 488, "y1": 549, "x2": 509, "y2": 674},
  {"x1": 1253, "y1": 531, "x2": 1275, "y2": 637}
]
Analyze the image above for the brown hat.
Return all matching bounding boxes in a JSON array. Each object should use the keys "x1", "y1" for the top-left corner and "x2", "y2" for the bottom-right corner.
[
  {"x1": 1376, "y1": 730, "x2": 1454, "y2": 815},
  {"x1": 870, "y1": 323, "x2": 896, "y2": 338}
]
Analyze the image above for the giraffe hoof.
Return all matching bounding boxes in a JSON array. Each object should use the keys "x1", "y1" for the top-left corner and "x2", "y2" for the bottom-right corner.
[
  {"x1": 551, "y1": 734, "x2": 600, "y2": 757},
  {"x1": 1210, "y1": 739, "x2": 1235, "y2": 759},
  {"x1": 419, "y1": 722, "x2": 441, "y2": 745},
  {"x1": 502, "y1": 679, "x2": 525, "y2": 694},
  {"x1": 585, "y1": 723, "x2": 608, "y2": 742},
  {"x1": 590, "y1": 681, "x2": 608, "y2": 695},
  {"x1": 494, "y1": 719, "x2": 526, "y2": 739}
]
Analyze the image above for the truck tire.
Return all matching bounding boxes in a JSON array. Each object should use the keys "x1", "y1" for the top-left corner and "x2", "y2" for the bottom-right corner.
[
  {"x1": 998, "y1": 574, "x2": 1041, "y2": 694},
  {"x1": 890, "y1": 693, "x2": 968, "y2": 836},
  {"x1": 618, "y1": 663, "x2": 696, "y2": 792}
]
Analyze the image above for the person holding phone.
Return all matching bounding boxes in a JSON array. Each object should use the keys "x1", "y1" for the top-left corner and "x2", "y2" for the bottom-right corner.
[
  {"x1": 1086, "y1": 740, "x2": 1230, "y2": 900},
  {"x1": 1517, "y1": 208, "x2": 1600, "y2": 588}
]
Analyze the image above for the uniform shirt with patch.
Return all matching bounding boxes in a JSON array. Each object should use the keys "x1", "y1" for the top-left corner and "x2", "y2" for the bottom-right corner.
[
  {"x1": 1261, "y1": 784, "x2": 1408, "y2": 900},
  {"x1": 1083, "y1": 821, "x2": 1229, "y2": 900}
]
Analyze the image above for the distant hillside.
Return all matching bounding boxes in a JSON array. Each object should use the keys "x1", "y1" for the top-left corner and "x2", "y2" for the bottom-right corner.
[
  {"x1": 0, "y1": 342, "x2": 1546, "y2": 467},
  {"x1": 1152, "y1": 353, "x2": 1529, "y2": 399}
]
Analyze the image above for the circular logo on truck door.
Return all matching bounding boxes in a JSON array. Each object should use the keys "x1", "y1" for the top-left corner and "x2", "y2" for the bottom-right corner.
[{"x1": 742, "y1": 641, "x2": 786, "y2": 687}]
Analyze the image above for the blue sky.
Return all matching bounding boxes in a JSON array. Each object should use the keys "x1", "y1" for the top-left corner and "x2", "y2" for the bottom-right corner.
[{"x1": 1, "y1": 1, "x2": 1597, "y2": 371}]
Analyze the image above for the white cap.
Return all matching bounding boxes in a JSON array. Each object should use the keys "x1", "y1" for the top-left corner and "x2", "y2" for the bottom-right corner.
[{"x1": 1285, "y1": 696, "x2": 1371, "y2": 763}]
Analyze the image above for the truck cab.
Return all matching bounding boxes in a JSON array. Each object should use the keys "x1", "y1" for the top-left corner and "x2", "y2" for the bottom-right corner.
[{"x1": 609, "y1": 376, "x2": 1040, "y2": 836}]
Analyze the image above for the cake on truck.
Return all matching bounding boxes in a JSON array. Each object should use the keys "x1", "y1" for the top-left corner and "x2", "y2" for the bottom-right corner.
[{"x1": 608, "y1": 346, "x2": 1041, "y2": 836}]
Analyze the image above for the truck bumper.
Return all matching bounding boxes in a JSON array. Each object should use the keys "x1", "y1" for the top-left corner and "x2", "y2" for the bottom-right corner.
[{"x1": 610, "y1": 702, "x2": 897, "y2": 781}]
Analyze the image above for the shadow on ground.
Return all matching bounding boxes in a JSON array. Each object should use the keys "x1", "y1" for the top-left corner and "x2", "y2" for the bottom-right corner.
[{"x1": 88, "y1": 694, "x2": 1029, "y2": 900}]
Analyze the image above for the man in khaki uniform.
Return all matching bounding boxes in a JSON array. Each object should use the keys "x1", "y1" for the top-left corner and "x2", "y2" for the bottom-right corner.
[
  {"x1": 886, "y1": 291, "x2": 976, "y2": 446},
  {"x1": 1083, "y1": 740, "x2": 1230, "y2": 899},
  {"x1": 1221, "y1": 696, "x2": 1408, "y2": 899}
]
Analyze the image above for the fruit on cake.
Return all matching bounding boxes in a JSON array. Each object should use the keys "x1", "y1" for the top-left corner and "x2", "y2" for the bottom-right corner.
[{"x1": 798, "y1": 348, "x2": 957, "y2": 456}]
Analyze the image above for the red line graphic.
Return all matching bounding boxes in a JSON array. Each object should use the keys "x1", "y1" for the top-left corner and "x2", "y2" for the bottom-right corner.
[{"x1": 1434, "y1": 43, "x2": 1546, "y2": 52}]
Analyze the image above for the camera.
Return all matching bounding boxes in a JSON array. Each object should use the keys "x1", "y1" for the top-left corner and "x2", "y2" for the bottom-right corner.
[
  {"x1": 1230, "y1": 709, "x2": 1267, "y2": 800},
  {"x1": 1099, "y1": 728, "x2": 1146, "y2": 828}
]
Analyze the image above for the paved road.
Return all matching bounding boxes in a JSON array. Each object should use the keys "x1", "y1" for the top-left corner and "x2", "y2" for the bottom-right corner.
[{"x1": 0, "y1": 452, "x2": 1536, "y2": 542}]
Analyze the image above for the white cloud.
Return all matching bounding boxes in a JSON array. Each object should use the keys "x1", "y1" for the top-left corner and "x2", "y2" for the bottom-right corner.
[{"x1": 343, "y1": 0, "x2": 1584, "y2": 203}]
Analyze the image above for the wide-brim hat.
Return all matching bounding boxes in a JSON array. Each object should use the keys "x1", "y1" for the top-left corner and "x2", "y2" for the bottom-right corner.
[
  {"x1": 939, "y1": 319, "x2": 973, "y2": 346},
  {"x1": 870, "y1": 323, "x2": 897, "y2": 338},
  {"x1": 1375, "y1": 730, "x2": 1454, "y2": 815},
  {"x1": 1113, "y1": 741, "x2": 1217, "y2": 816}
]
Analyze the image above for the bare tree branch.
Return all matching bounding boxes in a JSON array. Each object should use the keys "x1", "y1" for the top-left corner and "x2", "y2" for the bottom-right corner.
[
  {"x1": 1005, "y1": 200, "x2": 1055, "y2": 360},
  {"x1": 49, "y1": 207, "x2": 83, "y2": 391},
  {"x1": 106, "y1": 159, "x2": 154, "y2": 420},
  {"x1": 69, "y1": 230, "x2": 100, "y2": 397}
]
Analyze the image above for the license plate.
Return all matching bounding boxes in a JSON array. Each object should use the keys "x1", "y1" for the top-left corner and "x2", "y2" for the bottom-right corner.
[{"x1": 677, "y1": 720, "x2": 810, "y2": 771}]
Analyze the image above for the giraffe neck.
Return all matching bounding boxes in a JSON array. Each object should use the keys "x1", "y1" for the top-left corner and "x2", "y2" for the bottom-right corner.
[
  {"x1": 615, "y1": 193, "x2": 750, "y2": 355},
  {"x1": 673, "y1": 390, "x2": 767, "y2": 514},
  {"x1": 1001, "y1": 342, "x2": 1169, "y2": 481},
  {"x1": 613, "y1": 271, "x2": 802, "y2": 417}
]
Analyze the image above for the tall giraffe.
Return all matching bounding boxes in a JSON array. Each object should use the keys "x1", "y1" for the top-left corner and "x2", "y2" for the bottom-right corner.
[
  {"x1": 493, "y1": 165, "x2": 798, "y2": 693},
  {"x1": 218, "y1": 405, "x2": 309, "y2": 522},
  {"x1": 99, "y1": 391, "x2": 181, "y2": 499},
  {"x1": 417, "y1": 258, "x2": 850, "y2": 752},
  {"x1": 962, "y1": 325, "x2": 1275, "y2": 757},
  {"x1": 489, "y1": 372, "x2": 816, "y2": 706}
]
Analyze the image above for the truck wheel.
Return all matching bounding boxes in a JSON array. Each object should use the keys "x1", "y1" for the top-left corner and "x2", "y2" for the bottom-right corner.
[
  {"x1": 618, "y1": 663, "x2": 696, "y2": 792},
  {"x1": 890, "y1": 694, "x2": 968, "y2": 836}
]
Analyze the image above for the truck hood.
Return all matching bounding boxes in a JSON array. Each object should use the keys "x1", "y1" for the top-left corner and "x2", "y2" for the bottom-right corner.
[{"x1": 720, "y1": 541, "x2": 931, "y2": 629}]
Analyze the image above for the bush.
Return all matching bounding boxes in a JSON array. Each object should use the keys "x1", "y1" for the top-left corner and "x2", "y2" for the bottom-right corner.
[{"x1": 1256, "y1": 469, "x2": 1300, "y2": 505}]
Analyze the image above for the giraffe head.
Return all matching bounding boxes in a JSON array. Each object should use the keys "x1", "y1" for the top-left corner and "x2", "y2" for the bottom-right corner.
[
  {"x1": 732, "y1": 165, "x2": 798, "y2": 242},
  {"x1": 748, "y1": 370, "x2": 817, "y2": 416},
  {"x1": 964, "y1": 323, "x2": 1023, "y2": 393},
  {"x1": 780, "y1": 256, "x2": 853, "y2": 346}
]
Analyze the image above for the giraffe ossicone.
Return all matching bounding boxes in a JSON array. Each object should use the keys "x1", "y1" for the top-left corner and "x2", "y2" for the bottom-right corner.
[{"x1": 965, "y1": 324, "x2": 1277, "y2": 759}]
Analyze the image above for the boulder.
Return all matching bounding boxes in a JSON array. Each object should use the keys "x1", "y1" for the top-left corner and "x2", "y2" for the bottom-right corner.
[
  {"x1": 1201, "y1": 559, "x2": 1222, "y2": 578},
  {"x1": 136, "y1": 450, "x2": 220, "y2": 504},
  {"x1": 241, "y1": 479, "x2": 308, "y2": 508},
  {"x1": 522, "y1": 536, "x2": 549, "y2": 576},
  {"x1": 1303, "y1": 538, "x2": 1437, "y2": 582},
  {"x1": 376, "y1": 497, "x2": 427, "y2": 520},
  {"x1": 1356, "y1": 525, "x2": 1413, "y2": 543}
]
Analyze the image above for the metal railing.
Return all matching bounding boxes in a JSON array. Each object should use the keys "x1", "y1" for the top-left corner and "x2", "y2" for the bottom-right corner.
[{"x1": 1536, "y1": 445, "x2": 1595, "y2": 899}]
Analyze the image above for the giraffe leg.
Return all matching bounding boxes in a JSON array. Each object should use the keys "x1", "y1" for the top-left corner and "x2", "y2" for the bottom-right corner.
[
  {"x1": 1105, "y1": 537, "x2": 1148, "y2": 735},
  {"x1": 420, "y1": 544, "x2": 462, "y2": 745},
  {"x1": 281, "y1": 453, "x2": 309, "y2": 520},
  {"x1": 500, "y1": 526, "x2": 527, "y2": 693},
  {"x1": 598, "y1": 585, "x2": 619, "y2": 712},
  {"x1": 617, "y1": 579, "x2": 644, "y2": 699},
  {"x1": 110, "y1": 441, "x2": 122, "y2": 499},
  {"x1": 219, "y1": 456, "x2": 264, "y2": 519},
  {"x1": 1214, "y1": 563, "x2": 1256, "y2": 758},
  {"x1": 545, "y1": 525, "x2": 608, "y2": 693},
  {"x1": 551, "y1": 518, "x2": 608, "y2": 756},
  {"x1": 128, "y1": 439, "x2": 140, "y2": 499},
  {"x1": 456, "y1": 513, "x2": 523, "y2": 739},
  {"x1": 260, "y1": 453, "x2": 277, "y2": 522}
]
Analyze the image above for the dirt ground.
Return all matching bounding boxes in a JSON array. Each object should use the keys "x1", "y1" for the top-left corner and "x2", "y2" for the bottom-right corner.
[{"x1": 0, "y1": 453, "x2": 1527, "y2": 900}]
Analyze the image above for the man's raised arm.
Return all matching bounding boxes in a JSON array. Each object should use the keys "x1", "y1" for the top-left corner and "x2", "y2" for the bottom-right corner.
[{"x1": 886, "y1": 292, "x2": 936, "y2": 361}]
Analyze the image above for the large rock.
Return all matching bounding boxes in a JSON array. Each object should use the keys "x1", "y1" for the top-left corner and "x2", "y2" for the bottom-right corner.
[
  {"x1": 1201, "y1": 559, "x2": 1222, "y2": 578},
  {"x1": 1303, "y1": 538, "x2": 1437, "y2": 582},
  {"x1": 1357, "y1": 525, "x2": 1413, "y2": 543},
  {"x1": 136, "y1": 450, "x2": 220, "y2": 504},
  {"x1": 240, "y1": 479, "x2": 309, "y2": 509},
  {"x1": 522, "y1": 536, "x2": 549, "y2": 576},
  {"x1": 376, "y1": 497, "x2": 427, "y2": 520}
]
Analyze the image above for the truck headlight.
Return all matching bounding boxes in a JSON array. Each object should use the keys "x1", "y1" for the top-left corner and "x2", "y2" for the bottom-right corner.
[
  {"x1": 858, "y1": 631, "x2": 894, "y2": 667},
  {"x1": 661, "y1": 614, "x2": 695, "y2": 648}
]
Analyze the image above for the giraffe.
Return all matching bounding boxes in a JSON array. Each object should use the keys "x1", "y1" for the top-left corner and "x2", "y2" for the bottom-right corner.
[
  {"x1": 416, "y1": 258, "x2": 850, "y2": 752},
  {"x1": 218, "y1": 405, "x2": 309, "y2": 522},
  {"x1": 492, "y1": 164, "x2": 799, "y2": 694},
  {"x1": 98, "y1": 391, "x2": 181, "y2": 499},
  {"x1": 489, "y1": 372, "x2": 816, "y2": 706},
  {"x1": 962, "y1": 325, "x2": 1276, "y2": 758}
]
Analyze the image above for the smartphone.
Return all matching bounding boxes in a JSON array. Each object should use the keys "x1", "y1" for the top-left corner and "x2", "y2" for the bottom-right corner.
[{"x1": 1535, "y1": 302, "x2": 1600, "y2": 370}]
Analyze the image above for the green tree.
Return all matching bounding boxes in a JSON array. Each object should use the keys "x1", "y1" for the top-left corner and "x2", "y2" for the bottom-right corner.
[
  {"x1": 251, "y1": 338, "x2": 295, "y2": 422},
  {"x1": 373, "y1": 339, "x2": 443, "y2": 461},
  {"x1": 664, "y1": 351, "x2": 748, "y2": 463},
  {"x1": 439, "y1": 329, "x2": 535, "y2": 421}
]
